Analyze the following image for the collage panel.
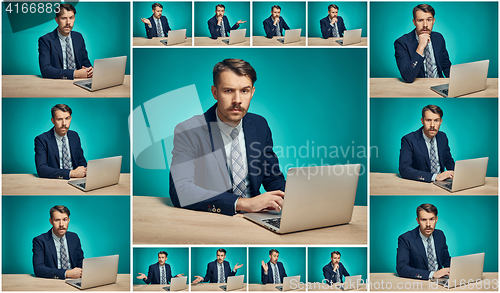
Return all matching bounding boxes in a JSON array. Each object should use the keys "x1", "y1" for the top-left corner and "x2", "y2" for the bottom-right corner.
[{"x1": 2, "y1": 195, "x2": 131, "y2": 291}]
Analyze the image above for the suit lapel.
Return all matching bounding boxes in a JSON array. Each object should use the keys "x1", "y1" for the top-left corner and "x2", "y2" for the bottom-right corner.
[
  {"x1": 412, "y1": 228, "x2": 429, "y2": 268},
  {"x1": 416, "y1": 129, "x2": 431, "y2": 170},
  {"x1": 243, "y1": 118, "x2": 257, "y2": 195},
  {"x1": 155, "y1": 263, "x2": 161, "y2": 283},
  {"x1": 67, "y1": 132, "x2": 77, "y2": 168},
  {"x1": 66, "y1": 233, "x2": 75, "y2": 267},
  {"x1": 45, "y1": 229, "x2": 58, "y2": 266},
  {"x1": 48, "y1": 129, "x2": 61, "y2": 167},
  {"x1": 436, "y1": 133, "x2": 444, "y2": 172},
  {"x1": 268, "y1": 262, "x2": 274, "y2": 282},
  {"x1": 51, "y1": 29, "x2": 64, "y2": 68},
  {"x1": 205, "y1": 106, "x2": 231, "y2": 185}
]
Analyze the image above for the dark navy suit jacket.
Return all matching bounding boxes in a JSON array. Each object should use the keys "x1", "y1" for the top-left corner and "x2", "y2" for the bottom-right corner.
[
  {"x1": 34, "y1": 127, "x2": 87, "y2": 180},
  {"x1": 320, "y1": 16, "x2": 346, "y2": 39},
  {"x1": 202, "y1": 260, "x2": 236, "y2": 283},
  {"x1": 394, "y1": 29, "x2": 451, "y2": 83},
  {"x1": 323, "y1": 262, "x2": 350, "y2": 284},
  {"x1": 143, "y1": 262, "x2": 173, "y2": 284},
  {"x1": 261, "y1": 261, "x2": 287, "y2": 284},
  {"x1": 145, "y1": 15, "x2": 171, "y2": 39},
  {"x1": 263, "y1": 16, "x2": 290, "y2": 38},
  {"x1": 169, "y1": 104, "x2": 286, "y2": 216},
  {"x1": 399, "y1": 127, "x2": 455, "y2": 183},
  {"x1": 38, "y1": 29, "x2": 91, "y2": 80},
  {"x1": 32, "y1": 229, "x2": 84, "y2": 279},
  {"x1": 208, "y1": 15, "x2": 239, "y2": 39},
  {"x1": 396, "y1": 227, "x2": 451, "y2": 280}
]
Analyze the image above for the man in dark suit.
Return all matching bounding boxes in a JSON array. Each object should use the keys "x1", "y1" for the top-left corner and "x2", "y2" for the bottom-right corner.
[
  {"x1": 192, "y1": 249, "x2": 243, "y2": 284},
  {"x1": 396, "y1": 204, "x2": 451, "y2": 280},
  {"x1": 137, "y1": 251, "x2": 184, "y2": 284},
  {"x1": 399, "y1": 105, "x2": 455, "y2": 183},
  {"x1": 141, "y1": 3, "x2": 172, "y2": 39},
  {"x1": 320, "y1": 4, "x2": 346, "y2": 39},
  {"x1": 323, "y1": 251, "x2": 350, "y2": 284},
  {"x1": 38, "y1": 4, "x2": 93, "y2": 80},
  {"x1": 208, "y1": 4, "x2": 247, "y2": 39},
  {"x1": 394, "y1": 4, "x2": 451, "y2": 83},
  {"x1": 262, "y1": 249, "x2": 287, "y2": 284},
  {"x1": 169, "y1": 59, "x2": 286, "y2": 216},
  {"x1": 32, "y1": 205, "x2": 84, "y2": 279},
  {"x1": 34, "y1": 104, "x2": 87, "y2": 180},
  {"x1": 263, "y1": 5, "x2": 290, "y2": 38}
]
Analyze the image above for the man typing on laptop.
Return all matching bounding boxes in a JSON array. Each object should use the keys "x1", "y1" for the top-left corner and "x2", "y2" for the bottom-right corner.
[
  {"x1": 263, "y1": 5, "x2": 290, "y2": 38},
  {"x1": 208, "y1": 4, "x2": 247, "y2": 39},
  {"x1": 262, "y1": 249, "x2": 287, "y2": 284},
  {"x1": 399, "y1": 105, "x2": 455, "y2": 183}
]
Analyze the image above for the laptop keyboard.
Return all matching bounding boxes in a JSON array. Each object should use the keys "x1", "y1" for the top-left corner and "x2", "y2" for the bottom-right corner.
[
  {"x1": 442, "y1": 88, "x2": 449, "y2": 95},
  {"x1": 263, "y1": 218, "x2": 281, "y2": 228},
  {"x1": 83, "y1": 82, "x2": 92, "y2": 89},
  {"x1": 443, "y1": 182, "x2": 452, "y2": 189},
  {"x1": 219, "y1": 285, "x2": 227, "y2": 290},
  {"x1": 77, "y1": 183, "x2": 86, "y2": 189},
  {"x1": 75, "y1": 282, "x2": 82, "y2": 287}
]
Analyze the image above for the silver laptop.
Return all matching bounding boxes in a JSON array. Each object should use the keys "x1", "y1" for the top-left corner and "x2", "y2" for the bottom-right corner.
[
  {"x1": 276, "y1": 276, "x2": 300, "y2": 291},
  {"x1": 219, "y1": 275, "x2": 244, "y2": 291},
  {"x1": 430, "y1": 60, "x2": 489, "y2": 97},
  {"x1": 65, "y1": 255, "x2": 119, "y2": 290},
  {"x1": 68, "y1": 156, "x2": 122, "y2": 192},
  {"x1": 222, "y1": 29, "x2": 246, "y2": 45},
  {"x1": 244, "y1": 164, "x2": 360, "y2": 234},
  {"x1": 277, "y1": 28, "x2": 301, "y2": 44},
  {"x1": 335, "y1": 29, "x2": 362, "y2": 46},
  {"x1": 339, "y1": 275, "x2": 362, "y2": 291},
  {"x1": 433, "y1": 157, "x2": 488, "y2": 192},
  {"x1": 73, "y1": 56, "x2": 127, "y2": 92},
  {"x1": 160, "y1": 29, "x2": 187, "y2": 46},
  {"x1": 437, "y1": 253, "x2": 484, "y2": 288},
  {"x1": 163, "y1": 276, "x2": 188, "y2": 291}
]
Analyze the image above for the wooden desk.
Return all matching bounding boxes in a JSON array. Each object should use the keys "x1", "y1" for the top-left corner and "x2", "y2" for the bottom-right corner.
[
  {"x1": 369, "y1": 273, "x2": 498, "y2": 291},
  {"x1": 253, "y1": 36, "x2": 306, "y2": 46},
  {"x1": 133, "y1": 284, "x2": 188, "y2": 291},
  {"x1": 2, "y1": 274, "x2": 130, "y2": 291},
  {"x1": 133, "y1": 37, "x2": 193, "y2": 47},
  {"x1": 191, "y1": 283, "x2": 247, "y2": 291},
  {"x1": 194, "y1": 37, "x2": 250, "y2": 46},
  {"x1": 249, "y1": 283, "x2": 306, "y2": 291},
  {"x1": 308, "y1": 37, "x2": 367, "y2": 47},
  {"x1": 370, "y1": 78, "x2": 498, "y2": 98},
  {"x1": 2, "y1": 75, "x2": 131, "y2": 98},
  {"x1": 133, "y1": 196, "x2": 366, "y2": 244},
  {"x1": 2, "y1": 174, "x2": 130, "y2": 196},
  {"x1": 307, "y1": 282, "x2": 367, "y2": 291},
  {"x1": 370, "y1": 172, "x2": 498, "y2": 196}
]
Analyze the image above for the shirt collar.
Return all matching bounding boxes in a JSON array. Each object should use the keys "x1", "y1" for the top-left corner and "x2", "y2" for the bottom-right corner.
[
  {"x1": 215, "y1": 107, "x2": 243, "y2": 138},
  {"x1": 419, "y1": 229, "x2": 433, "y2": 241},
  {"x1": 54, "y1": 128, "x2": 67, "y2": 141},
  {"x1": 51, "y1": 229, "x2": 66, "y2": 241},
  {"x1": 57, "y1": 29, "x2": 71, "y2": 42}
]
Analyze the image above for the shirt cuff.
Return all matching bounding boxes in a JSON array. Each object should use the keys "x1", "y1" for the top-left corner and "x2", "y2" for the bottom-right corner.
[
  {"x1": 431, "y1": 174, "x2": 437, "y2": 182},
  {"x1": 234, "y1": 198, "x2": 239, "y2": 214},
  {"x1": 148, "y1": 25, "x2": 152, "y2": 28},
  {"x1": 67, "y1": 169, "x2": 72, "y2": 179},
  {"x1": 264, "y1": 272, "x2": 268, "y2": 275},
  {"x1": 429, "y1": 271, "x2": 435, "y2": 279}
]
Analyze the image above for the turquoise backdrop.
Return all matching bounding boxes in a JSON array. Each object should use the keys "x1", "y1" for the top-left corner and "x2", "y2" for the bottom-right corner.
[
  {"x1": 132, "y1": 48, "x2": 368, "y2": 206},
  {"x1": 191, "y1": 247, "x2": 247, "y2": 283},
  {"x1": 2, "y1": 2, "x2": 130, "y2": 75},
  {"x1": 370, "y1": 98, "x2": 498, "y2": 177},
  {"x1": 370, "y1": 196, "x2": 498, "y2": 273},
  {"x1": 308, "y1": 247, "x2": 367, "y2": 282},
  {"x1": 252, "y1": 2, "x2": 305, "y2": 37},
  {"x1": 194, "y1": 1, "x2": 250, "y2": 38},
  {"x1": 249, "y1": 247, "x2": 305, "y2": 284},
  {"x1": 133, "y1": 247, "x2": 189, "y2": 285},
  {"x1": 133, "y1": 2, "x2": 192, "y2": 37},
  {"x1": 2, "y1": 196, "x2": 130, "y2": 274},
  {"x1": 2, "y1": 98, "x2": 131, "y2": 174},
  {"x1": 370, "y1": 2, "x2": 498, "y2": 78},
  {"x1": 308, "y1": 2, "x2": 367, "y2": 38}
]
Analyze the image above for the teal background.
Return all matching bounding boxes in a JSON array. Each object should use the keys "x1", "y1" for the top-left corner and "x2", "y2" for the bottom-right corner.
[
  {"x1": 370, "y1": 2, "x2": 498, "y2": 78},
  {"x1": 133, "y1": 247, "x2": 189, "y2": 285},
  {"x1": 2, "y1": 98, "x2": 131, "y2": 174},
  {"x1": 133, "y1": 2, "x2": 192, "y2": 37},
  {"x1": 249, "y1": 247, "x2": 305, "y2": 284},
  {"x1": 194, "y1": 2, "x2": 250, "y2": 38},
  {"x1": 370, "y1": 98, "x2": 498, "y2": 177},
  {"x1": 308, "y1": 2, "x2": 367, "y2": 38},
  {"x1": 370, "y1": 196, "x2": 498, "y2": 273},
  {"x1": 191, "y1": 247, "x2": 247, "y2": 283},
  {"x1": 252, "y1": 2, "x2": 306, "y2": 37},
  {"x1": 308, "y1": 247, "x2": 367, "y2": 282},
  {"x1": 2, "y1": 196, "x2": 130, "y2": 274},
  {"x1": 133, "y1": 48, "x2": 368, "y2": 206},
  {"x1": 2, "y1": 2, "x2": 130, "y2": 75}
]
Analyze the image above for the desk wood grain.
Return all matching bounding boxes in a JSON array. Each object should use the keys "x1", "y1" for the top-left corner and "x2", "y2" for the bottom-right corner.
[
  {"x1": 133, "y1": 284, "x2": 188, "y2": 291},
  {"x1": 2, "y1": 75, "x2": 130, "y2": 98},
  {"x1": 2, "y1": 274, "x2": 130, "y2": 291},
  {"x1": 2, "y1": 174, "x2": 130, "y2": 195},
  {"x1": 370, "y1": 78, "x2": 498, "y2": 98},
  {"x1": 194, "y1": 37, "x2": 250, "y2": 46},
  {"x1": 308, "y1": 37, "x2": 367, "y2": 47},
  {"x1": 249, "y1": 283, "x2": 306, "y2": 291},
  {"x1": 191, "y1": 283, "x2": 247, "y2": 291},
  {"x1": 252, "y1": 36, "x2": 306, "y2": 46},
  {"x1": 133, "y1": 196, "x2": 366, "y2": 244},
  {"x1": 370, "y1": 172, "x2": 498, "y2": 196},
  {"x1": 133, "y1": 37, "x2": 193, "y2": 47}
]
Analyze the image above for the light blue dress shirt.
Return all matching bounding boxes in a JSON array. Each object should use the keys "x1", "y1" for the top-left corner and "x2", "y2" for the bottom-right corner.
[
  {"x1": 422, "y1": 129, "x2": 440, "y2": 181},
  {"x1": 415, "y1": 31, "x2": 438, "y2": 78},
  {"x1": 54, "y1": 129, "x2": 73, "y2": 178},
  {"x1": 51, "y1": 229, "x2": 71, "y2": 270},
  {"x1": 419, "y1": 230, "x2": 439, "y2": 279}
]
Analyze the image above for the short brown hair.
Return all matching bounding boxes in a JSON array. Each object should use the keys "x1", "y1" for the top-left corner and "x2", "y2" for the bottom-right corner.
[
  {"x1": 217, "y1": 248, "x2": 227, "y2": 255},
  {"x1": 50, "y1": 205, "x2": 70, "y2": 219},
  {"x1": 51, "y1": 104, "x2": 72, "y2": 118},
  {"x1": 328, "y1": 4, "x2": 339, "y2": 11},
  {"x1": 413, "y1": 4, "x2": 435, "y2": 19},
  {"x1": 152, "y1": 3, "x2": 163, "y2": 10},
  {"x1": 416, "y1": 203, "x2": 438, "y2": 218},
  {"x1": 215, "y1": 4, "x2": 225, "y2": 11},
  {"x1": 271, "y1": 5, "x2": 281, "y2": 12},
  {"x1": 158, "y1": 251, "x2": 168, "y2": 257},
  {"x1": 269, "y1": 249, "x2": 279, "y2": 255},
  {"x1": 213, "y1": 59, "x2": 257, "y2": 87},
  {"x1": 57, "y1": 4, "x2": 76, "y2": 17},
  {"x1": 422, "y1": 105, "x2": 443, "y2": 119},
  {"x1": 331, "y1": 251, "x2": 341, "y2": 257}
]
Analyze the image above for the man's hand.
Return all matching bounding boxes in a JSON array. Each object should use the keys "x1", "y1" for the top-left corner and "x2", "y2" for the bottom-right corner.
[
  {"x1": 237, "y1": 20, "x2": 247, "y2": 25},
  {"x1": 416, "y1": 33, "x2": 431, "y2": 55},
  {"x1": 141, "y1": 18, "x2": 151, "y2": 26},
  {"x1": 137, "y1": 273, "x2": 147, "y2": 280},
  {"x1": 330, "y1": 17, "x2": 338, "y2": 25},
  {"x1": 66, "y1": 267, "x2": 82, "y2": 279},
  {"x1": 236, "y1": 190, "x2": 285, "y2": 213},
  {"x1": 273, "y1": 17, "x2": 280, "y2": 25},
  {"x1": 433, "y1": 268, "x2": 450, "y2": 279},
  {"x1": 217, "y1": 17, "x2": 223, "y2": 25},
  {"x1": 234, "y1": 263, "x2": 243, "y2": 271},
  {"x1": 175, "y1": 273, "x2": 185, "y2": 277},
  {"x1": 261, "y1": 260, "x2": 268, "y2": 273},
  {"x1": 192, "y1": 276, "x2": 203, "y2": 284},
  {"x1": 435, "y1": 171, "x2": 454, "y2": 181},
  {"x1": 74, "y1": 68, "x2": 89, "y2": 79},
  {"x1": 82, "y1": 66, "x2": 93, "y2": 78},
  {"x1": 333, "y1": 263, "x2": 339, "y2": 271},
  {"x1": 70, "y1": 166, "x2": 87, "y2": 178}
]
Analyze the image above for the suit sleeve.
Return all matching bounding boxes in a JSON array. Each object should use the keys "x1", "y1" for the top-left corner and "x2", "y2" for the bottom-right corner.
[
  {"x1": 263, "y1": 19, "x2": 275, "y2": 38},
  {"x1": 396, "y1": 234, "x2": 431, "y2": 280},
  {"x1": 282, "y1": 18, "x2": 290, "y2": 31},
  {"x1": 342, "y1": 263, "x2": 350, "y2": 277},
  {"x1": 71, "y1": 234, "x2": 84, "y2": 269},
  {"x1": 208, "y1": 19, "x2": 220, "y2": 39},
  {"x1": 281, "y1": 262, "x2": 287, "y2": 279},
  {"x1": 167, "y1": 264, "x2": 173, "y2": 284},
  {"x1": 439, "y1": 36, "x2": 451, "y2": 78},
  {"x1": 441, "y1": 134, "x2": 455, "y2": 172},
  {"x1": 261, "y1": 122, "x2": 286, "y2": 192},
  {"x1": 165, "y1": 17, "x2": 172, "y2": 35},
  {"x1": 34, "y1": 135, "x2": 71, "y2": 180},
  {"x1": 38, "y1": 36, "x2": 75, "y2": 80},
  {"x1": 323, "y1": 265, "x2": 334, "y2": 285},
  {"x1": 72, "y1": 132, "x2": 87, "y2": 168},
  {"x1": 439, "y1": 233, "x2": 451, "y2": 268},
  {"x1": 228, "y1": 17, "x2": 240, "y2": 32},
  {"x1": 338, "y1": 17, "x2": 346, "y2": 37},
  {"x1": 32, "y1": 237, "x2": 67, "y2": 279},
  {"x1": 76, "y1": 34, "x2": 91, "y2": 68},
  {"x1": 145, "y1": 23, "x2": 155, "y2": 39},
  {"x1": 228, "y1": 262, "x2": 237, "y2": 277},
  {"x1": 143, "y1": 265, "x2": 154, "y2": 284},
  {"x1": 203, "y1": 263, "x2": 212, "y2": 282},
  {"x1": 320, "y1": 19, "x2": 332, "y2": 39},
  {"x1": 399, "y1": 135, "x2": 433, "y2": 183},
  {"x1": 394, "y1": 37, "x2": 425, "y2": 83},
  {"x1": 261, "y1": 266, "x2": 268, "y2": 284}
]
